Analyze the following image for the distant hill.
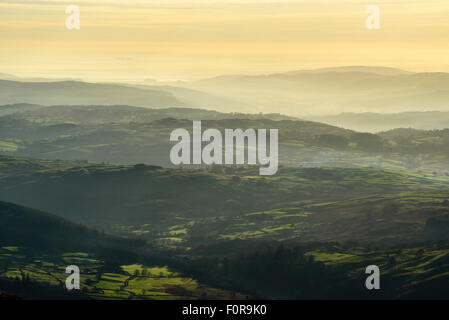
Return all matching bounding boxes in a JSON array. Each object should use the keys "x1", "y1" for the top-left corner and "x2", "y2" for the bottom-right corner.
[
  {"x1": 0, "y1": 72, "x2": 252, "y2": 113},
  {"x1": 178, "y1": 66, "x2": 449, "y2": 115},
  {"x1": 0, "y1": 80, "x2": 184, "y2": 108},
  {"x1": 3, "y1": 107, "x2": 449, "y2": 173},
  {"x1": 377, "y1": 128, "x2": 428, "y2": 139},
  {"x1": 0, "y1": 73, "x2": 20, "y2": 81},
  {"x1": 131, "y1": 83, "x2": 251, "y2": 113},
  {"x1": 307, "y1": 111, "x2": 449, "y2": 132},
  {"x1": 0, "y1": 72, "x2": 80, "y2": 82},
  {"x1": 0, "y1": 103, "x2": 45, "y2": 116},
  {"x1": 5, "y1": 67, "x2": 449, "y2": 117},
  {"x1": 0, "y1": 113, "x2": 355, "y2": 167},
  {"x1": 0, "y1": 103, "x2": 297, "y2": 124}
]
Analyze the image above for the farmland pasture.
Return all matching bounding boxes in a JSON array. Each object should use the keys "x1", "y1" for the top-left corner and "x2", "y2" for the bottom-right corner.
[{"x1": 0, "y1": 247, "x2": 242, "y2": 300}]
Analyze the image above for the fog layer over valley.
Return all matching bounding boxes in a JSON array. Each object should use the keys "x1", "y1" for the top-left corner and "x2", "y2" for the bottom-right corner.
[{"x1": 2, "y1": 67, "x2": 449, "y2": 300}]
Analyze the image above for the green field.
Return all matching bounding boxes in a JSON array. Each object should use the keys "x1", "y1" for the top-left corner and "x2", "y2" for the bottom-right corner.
[{"x1": 0, "y1": 247, "x2": 243, "y2": 300}]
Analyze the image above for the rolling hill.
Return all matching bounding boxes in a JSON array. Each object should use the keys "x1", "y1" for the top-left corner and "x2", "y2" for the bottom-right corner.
[
  {"x1": 1, "y1": 156, "x2": 449, "y2": 248},
  {"x1": 178, "y1": 66, "x2": 449, "y2": 115},
  {"x1": 307, "y1": 111, "x2": 449, "y2": 132},
  {"x1": 0, "y1": 103, "x2": 296, "y2": 124},
  {"x1": 0, "y1": 80, "x2": 183, "y2": 107},
  {"x1": 2, "y1": 105, "x2": 449, "y2": 174}
]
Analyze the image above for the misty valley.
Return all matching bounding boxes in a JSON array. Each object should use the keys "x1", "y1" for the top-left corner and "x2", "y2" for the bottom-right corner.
[{"x1": 1, "y1": 68, "x2": 449, "y2": 300}]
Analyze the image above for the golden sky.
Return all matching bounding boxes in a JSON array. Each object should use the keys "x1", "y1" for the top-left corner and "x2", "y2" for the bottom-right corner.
[{"x1": 1, "y1": 0, "x2": 448, "y2": 81}]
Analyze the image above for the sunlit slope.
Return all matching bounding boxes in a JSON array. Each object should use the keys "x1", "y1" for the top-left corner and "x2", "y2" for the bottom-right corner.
[{"x1": 1, "y1": 156, "x2": 449, "y2": 246}]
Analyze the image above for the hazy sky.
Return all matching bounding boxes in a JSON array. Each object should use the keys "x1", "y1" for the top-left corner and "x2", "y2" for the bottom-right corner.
[{"x1": 1, "y1": 0, "x2": 448, "y2": 81}]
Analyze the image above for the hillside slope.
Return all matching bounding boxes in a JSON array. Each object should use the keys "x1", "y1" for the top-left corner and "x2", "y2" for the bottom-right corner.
[
  {"x1": 0, "y1": 80, "x2": 183, "y2": 107},
  {"x1": 0, "y1": 200, "x2": 143, "y2": 254},
  {"x1": 1, "y1": 157, "x2": 449, "y2": 247},
  {"x1": 181, "y1": 67, "x2": 449, "y2": 115}
]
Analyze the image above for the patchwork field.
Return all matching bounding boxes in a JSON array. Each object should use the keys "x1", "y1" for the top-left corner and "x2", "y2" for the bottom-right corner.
[{"x1": 0, "y1": 247, "x2": 243, "y2": 300}]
